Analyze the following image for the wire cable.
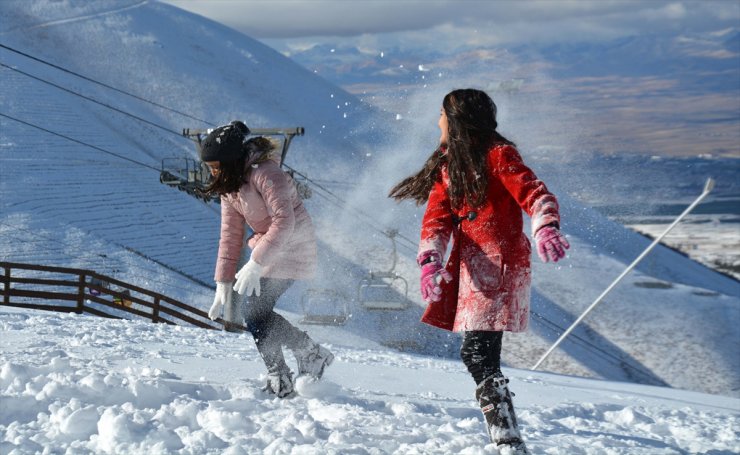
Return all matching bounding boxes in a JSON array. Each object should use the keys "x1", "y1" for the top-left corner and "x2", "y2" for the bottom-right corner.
[
  {"x1": 284, "y1": 163, "x2": 419, "y2": 253},
  {"x1": 0, "y1": 42, "x2": 214, "y2": 126},
  {"x1": 2, "y1": 47, "x2": 417, "y2": 254},
  {"x1": 1, "y1": 62, "x2": 183, "y2": 138},
  {"x1": 0, "y1": 112, "x2": 160, "y2": 171},
  {"x1": 2, "y1": 46, "x2": 420, "y2": 267},
  {"x1": 530, "y1": 310, "x2": 661, "y2": 383}
]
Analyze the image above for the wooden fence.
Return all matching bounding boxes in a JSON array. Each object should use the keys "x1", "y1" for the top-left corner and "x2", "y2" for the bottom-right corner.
[{"x1": 0, "y1": 261, "x2": 235, "y2": 331}]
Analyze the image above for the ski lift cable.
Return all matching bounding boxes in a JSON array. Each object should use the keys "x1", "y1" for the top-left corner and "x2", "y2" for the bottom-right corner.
[
  {"x1": 0, "y1": 43, "x2": 214, "y2": 126},
  {"x1": 530, "y1": 311, "x2": 660, "y2": 382},
  {"x1": 0, "y1": 58, "x2": 376, "y2": 237},
  {"x1": 1, "y1": 51, "x2": 418, "y2": 254},
  {"x1": 2, "y1": 110, "x2": 419, "y2": 274},
  {"x1": 0, "y1": 62, "x2": 185, "y2": 139},
  {"x1": 283, "y1": 163, "x2": 419, "y2": 252},
  {"x1": 298, "y1": 183, "x2": 418, "y2": 255},
  {"x1": 0, "y1": 45, "x2": 379, "y2": 207},
  {"x1": 2, "y1": 50, "x2": 417, "y2": 256},
  {"x1": 309, "y1": 179, "x2": 357, "y2": 187},
  {"x1": 295, "y1": 181, "x2": 418, "y2": 255},
  {"x1": 296, "y1": 184, "x2": 417, "y2": 255},
  {"x1": 0, "y1": 43, "x2": 415, "y2": 255},
  {"x1": 0, "y1": 112, "x2": 160, "y2": 172}
]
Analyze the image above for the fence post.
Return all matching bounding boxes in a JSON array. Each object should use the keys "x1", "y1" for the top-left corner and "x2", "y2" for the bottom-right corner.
[
  {"x1": 152, "y1": 297, "x2": 160, "y2": 323},
  {"x1": 77, "y1": 274, "x2": 86, "y2": 314},
  {"x1": 3, "y1": 265, "x2": 10, "y2": 306}
]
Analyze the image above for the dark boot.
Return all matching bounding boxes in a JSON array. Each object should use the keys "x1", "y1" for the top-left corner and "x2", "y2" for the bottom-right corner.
[
  {"x1": 475, "y1": 373, "x2": 530, "y2": 454},
  {"x1": 262, "y1": 367, "x2": 295, "y2": 398},
  {"x1": 251, "y1": 316, "x2": 295, "y2": 397},
  {"x1": 292, "y1": 339, "x2": 334, "y2": 380}
]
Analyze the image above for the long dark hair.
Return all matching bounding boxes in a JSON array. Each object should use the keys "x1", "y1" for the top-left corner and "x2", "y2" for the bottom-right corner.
[
  {"x1": 388, "y1": 89, "x2": 514, "y2": 208},
  {"x1": 205, "y1": 137, "x2": 275, "y2": 196}
]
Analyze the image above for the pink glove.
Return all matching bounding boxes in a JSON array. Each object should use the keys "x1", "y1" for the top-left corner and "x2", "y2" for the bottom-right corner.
[
  {"x1": 418, "y1": 251, "x2": 452, "y2": 303},
  {"x1": 535, "y1": 226, "x2": 570, "y2": 263}
]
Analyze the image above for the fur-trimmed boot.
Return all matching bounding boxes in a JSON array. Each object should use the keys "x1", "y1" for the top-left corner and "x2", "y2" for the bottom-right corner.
[
  {"x1": 475, "y1": 373, "x2": 530, "y2": 454},
  {"x1": 262, "y1": 368, "x2": 295, "y2": 398},
  {"x1": 293, "y1": 340, "x2": 334, "y2": 380}
]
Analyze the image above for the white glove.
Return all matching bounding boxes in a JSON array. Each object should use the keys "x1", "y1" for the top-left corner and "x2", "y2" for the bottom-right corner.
[
  {"x1": 233, "y1": 259, "x2": 264, "y2": 296},
  {"x1": 209, "y1": 281, "x2": 233, "y2": 320}
]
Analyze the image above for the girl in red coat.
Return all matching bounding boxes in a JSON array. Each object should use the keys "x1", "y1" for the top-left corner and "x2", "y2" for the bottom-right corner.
[{"x1": 390, "y1": 89, "x2": 569, "y2": 453}]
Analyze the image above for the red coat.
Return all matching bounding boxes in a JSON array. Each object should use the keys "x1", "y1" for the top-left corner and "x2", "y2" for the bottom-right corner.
[{"x1": 418, "y1": 144, "x2": 560, "y2": 332}]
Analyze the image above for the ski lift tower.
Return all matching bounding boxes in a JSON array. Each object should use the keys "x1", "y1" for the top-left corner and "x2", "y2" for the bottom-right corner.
[
  {"x1": 182, "y1": 125, "x2": 305, "y2": 168},
  {"x1": 160, "y1": 123, "x2": 307, "y2": 203}
]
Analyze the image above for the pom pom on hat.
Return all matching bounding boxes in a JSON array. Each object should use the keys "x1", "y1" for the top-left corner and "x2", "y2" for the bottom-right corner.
[{"x1": 199, "y1": 120, "x2": 251, "y2": 162}]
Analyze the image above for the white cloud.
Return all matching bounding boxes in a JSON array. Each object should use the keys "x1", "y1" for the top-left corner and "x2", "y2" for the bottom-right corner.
[{"x1": 161, "y1": 0, "x2": 739, "y2": 50}]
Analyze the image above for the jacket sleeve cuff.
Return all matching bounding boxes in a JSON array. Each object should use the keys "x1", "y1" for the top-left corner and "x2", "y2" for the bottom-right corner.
[
  {"x1": 531, "y1": 195, "x2": 560, "y2": 237},
  {"x1": 417, "y1": 250, "x2": 441, "y2": 267},
  {"x1": 418, "y1": 238, "x2": 446, "y2": 265}
]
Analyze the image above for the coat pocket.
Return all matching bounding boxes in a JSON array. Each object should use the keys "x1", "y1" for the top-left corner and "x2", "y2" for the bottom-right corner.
[{"x1": 467, "y1": 252, "x2": 504, "y2": 293}]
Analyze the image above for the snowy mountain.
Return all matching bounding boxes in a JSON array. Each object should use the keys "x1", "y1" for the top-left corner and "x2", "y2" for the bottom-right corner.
[
  {"x1": 286, "y1": 29, "x2": 740, "y2": 159},
  {"x1": 287, "y1": 29, "x2": 740, "y2": 95},
  {"x1": 1, "y1": 2, "x2": 739, "y2": 451}
]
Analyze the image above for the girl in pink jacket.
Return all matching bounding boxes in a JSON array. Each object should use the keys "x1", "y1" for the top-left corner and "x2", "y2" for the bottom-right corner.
[
  {"x1": 390, "y1": 90, "x2": 569, "y2": 453},
  {"x1": 201, "y1": 121, "x2": 333, "y2": 398}
]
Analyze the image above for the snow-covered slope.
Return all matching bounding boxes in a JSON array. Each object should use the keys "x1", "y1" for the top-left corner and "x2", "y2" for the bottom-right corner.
[
  {"x1": 0, "y1": 0, "x2": 738, "y2": 404},
  {"x1": 1, "y1": 306, "x2": 739, "y2": 454}
]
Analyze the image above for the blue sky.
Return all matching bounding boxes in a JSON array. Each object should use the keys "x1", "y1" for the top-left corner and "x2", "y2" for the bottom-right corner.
[{"x1": 162, "y1": 0, "x2": 739, "y2": 53}]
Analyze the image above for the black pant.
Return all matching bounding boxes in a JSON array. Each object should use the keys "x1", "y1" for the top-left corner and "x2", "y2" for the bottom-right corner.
[
  {"x1": 245, "y1": 277, "x2": 311, "y2": 373},
  {"x1": 460, "y1": 331, "x2": 503, "y2": 386}
]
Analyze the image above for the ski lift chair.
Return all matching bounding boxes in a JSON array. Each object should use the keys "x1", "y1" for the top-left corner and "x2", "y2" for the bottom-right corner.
[
  {"x1": 358, "y1": 229, "x2": 409, "y2": 310},
  {"x1": 182, "y1": 125, "x2": 304, "y2": 169},
  {"x1": 88, "y1": 276, "x2": 110, "y2": 296},
  {"x1": 160, "y1": 157, "x2": 210, "y2": 187},
  {"x1": 300, "y1": 288, "x2": 349, "y2": 325},
  {"x1": 113, "y1": 289, "x2": 133, "y2": 308},
  {"x1": 87, "y1": 255, "x2": 117, "y2": 296},
  {"x1": 173, "y1": 124, "x2": 305, "y2": 204}
]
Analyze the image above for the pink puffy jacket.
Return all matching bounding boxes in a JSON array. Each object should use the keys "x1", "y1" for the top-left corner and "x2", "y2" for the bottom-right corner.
[{"x1": 214, "y1": 159, "x2": 317, "y2": 282}]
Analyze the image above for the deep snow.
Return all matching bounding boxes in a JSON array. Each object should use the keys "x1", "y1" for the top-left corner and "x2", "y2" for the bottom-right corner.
[{"x1": 2, "y1": 305, "x2": 739, "y2": 454}]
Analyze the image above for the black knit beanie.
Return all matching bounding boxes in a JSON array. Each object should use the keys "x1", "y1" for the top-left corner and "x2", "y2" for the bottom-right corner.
[{"x1": 199, "y1": 121, "x2": 250, "y2": 162}]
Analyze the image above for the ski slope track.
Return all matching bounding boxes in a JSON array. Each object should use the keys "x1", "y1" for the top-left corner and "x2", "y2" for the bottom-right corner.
[{"x1": 0, "y1": 4, "x2": 738, "y2": 450}]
